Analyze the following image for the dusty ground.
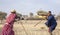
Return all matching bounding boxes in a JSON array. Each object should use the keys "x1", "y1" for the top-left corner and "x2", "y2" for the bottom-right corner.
[{"x1": 0, "y1": 20, "x2": 60, "y2": 35}]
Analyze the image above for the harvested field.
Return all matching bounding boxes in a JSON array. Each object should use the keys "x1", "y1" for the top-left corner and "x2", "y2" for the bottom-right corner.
[{"x1": 0, "y1": 20, "x2": 60, "y2": 35}]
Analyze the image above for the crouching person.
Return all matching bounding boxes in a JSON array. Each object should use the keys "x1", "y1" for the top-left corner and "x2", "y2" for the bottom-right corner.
[
  {"x1": 45, "y1": 11, "x2": 57, "y2": 35},
  {"x1": 0, "y1": 9, "x2": 20, "y2": 35}
]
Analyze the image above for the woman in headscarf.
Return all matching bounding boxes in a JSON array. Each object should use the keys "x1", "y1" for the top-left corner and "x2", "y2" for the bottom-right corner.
[
  {"x1": 45, "y1": 11, "x2": 57, "y2": 35},
  {"x1": 0, "y1": 9, "x2": 20, "y2": 35}
]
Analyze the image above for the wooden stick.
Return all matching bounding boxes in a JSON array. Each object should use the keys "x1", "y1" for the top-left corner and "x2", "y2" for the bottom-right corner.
[
  {"x1": 34, "y1": 20, "x2": 42, "y2": 27},
  {"x1": 19, "y1": 21, "x2": 28, "y2": 35}
]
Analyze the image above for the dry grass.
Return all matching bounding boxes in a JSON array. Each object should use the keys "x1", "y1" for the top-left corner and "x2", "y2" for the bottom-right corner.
[{"x1": 0, "y1": 20, "x2": 60, "y2": 35}]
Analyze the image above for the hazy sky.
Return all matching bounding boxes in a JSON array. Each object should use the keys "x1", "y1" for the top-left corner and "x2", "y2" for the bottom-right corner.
[{"x1": 0, "y1": 0, "x2": 60, "y2": 15}]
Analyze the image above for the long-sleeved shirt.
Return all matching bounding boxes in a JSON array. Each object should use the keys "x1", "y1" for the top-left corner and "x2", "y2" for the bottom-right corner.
[
  {"x1": 5, "y1": 13, "x2": 20, "y2": 28},
  {"x1": 45, "y1": 15, "x2": 57, "y2": 27}
]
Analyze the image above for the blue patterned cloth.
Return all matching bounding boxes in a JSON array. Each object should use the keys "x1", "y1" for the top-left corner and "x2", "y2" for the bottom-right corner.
[{"x1": 45, "y1": 15, "x2": 57, "y2": 32}]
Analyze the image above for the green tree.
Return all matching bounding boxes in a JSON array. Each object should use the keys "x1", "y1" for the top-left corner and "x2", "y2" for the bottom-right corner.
[
  {"x1": 0, "y1": 11, "x2": 7, "y2": 20},
  {"x1": 0, "y1": 11, "x2": 7, "y2": 24},
  {"x1": 29, "y1": 12, "x2": 34, "y2": 17},
  {"x1": 16, "y1": 13, "x2": 22, "y2": 20},
  {"x1": 16, "y1": 13, "x2": 22, "y2": 17},
  {"x1": 56, "y1": 13, "x2": 60, "y2": 20},
  {"x1": 37, "y1": 10, "x2": 47, "y2": 16}
]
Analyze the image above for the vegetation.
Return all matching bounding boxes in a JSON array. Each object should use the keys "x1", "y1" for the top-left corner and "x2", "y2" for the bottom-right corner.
[
  {"x1": 37, "y1": 10, "x2": 48, "y2": 16},
  {"x1": 56, "y1": 14, "x2": 60, "y2": 20},
  {"x1": 29, "y1": 12, "x2": 34, "y2": 17},
  {"x1": 0, "y1": 11, "x2": 7, "y2": 20},
  {"x1": 16, "y1": 13, "x2": 22, "y2": 17},
  {"x1": 0, "y1": 11, "x2": 7, "y2": 24}
]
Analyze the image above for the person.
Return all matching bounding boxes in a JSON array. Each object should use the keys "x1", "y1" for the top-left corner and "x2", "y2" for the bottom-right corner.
[
  {"x1": 45, "y1": 11, "x2": 57, "y2": 35},
  {"x1": 0, "y1": 9, "x2": 20, "y2": 35}
]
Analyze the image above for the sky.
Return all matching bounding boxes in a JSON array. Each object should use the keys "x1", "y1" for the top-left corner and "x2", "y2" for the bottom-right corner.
[{"x1": 0, "y1": 0, "x2": 60, "y2": 15}]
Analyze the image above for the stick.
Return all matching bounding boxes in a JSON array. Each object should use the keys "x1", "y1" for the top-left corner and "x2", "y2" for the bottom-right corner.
[
  {"x1": 34, "y1": 20, "x2": 42, "y2": 27},
  {"x1": 19, "y1": 21, "x2": 28, "y2": 35}
]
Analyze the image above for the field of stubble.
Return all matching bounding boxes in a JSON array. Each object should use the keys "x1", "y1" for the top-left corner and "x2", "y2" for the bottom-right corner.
[{"x1": 0, "y1": 20, "x2": 60, "y2": 35}]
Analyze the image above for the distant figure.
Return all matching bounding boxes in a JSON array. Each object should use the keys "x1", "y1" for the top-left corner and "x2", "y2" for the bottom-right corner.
[
  {"x1": 45, "y1": 11, "x2": 57, "y2": 35},
  {"x1": 0, "y1": 9, "x2": 20, "y2": 35}
]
